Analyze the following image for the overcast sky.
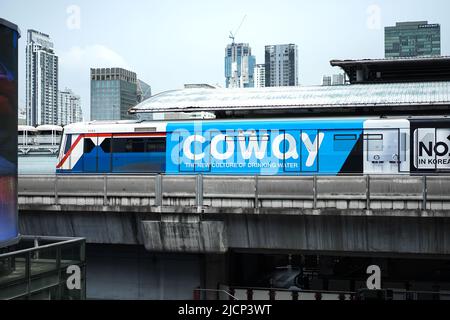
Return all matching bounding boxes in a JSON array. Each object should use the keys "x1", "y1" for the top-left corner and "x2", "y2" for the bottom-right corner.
[{"x1": 2, "y1": 0, "x2": 449, "y2": 120}]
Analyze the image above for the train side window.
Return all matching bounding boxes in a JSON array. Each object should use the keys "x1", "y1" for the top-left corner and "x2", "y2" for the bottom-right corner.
[
  {"x1": 132, "y1": 138, "x2": 145, "y2": 152},
  {"x1": 84, "y1": 138, "x2": 96, "y2": 153},
  {"x1": 249, "y1": 134, "x2": 269, "y2": 142},
  {"x1": 112, "y1": 139, "x2": 128, "y2": 153},
  {"x1": 100, "y1": 138, "x2": 111, "y2": 153},
  {"x1": 333, "y1": 134, "x2": 357, "y2": 151},
  {"x1": 64, "y1": 134, "x2": 72, "y2": 154},
  {"x1": 364, "y1": 134, "x2": 383, "y2": 152},
  {"x1": 112, "y1": 137, "x2": 165, "y2": 153},
  {"x1": 146, "y1": 138, "x2": 166, "y2": 152},
  {"x1": 334, "y1": 134, "x2": 357, "y2": 141}
]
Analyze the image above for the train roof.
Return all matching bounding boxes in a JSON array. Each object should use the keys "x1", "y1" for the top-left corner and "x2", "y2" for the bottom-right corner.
[
  {"x1": 63, "y1": 120, "x2": 168, "y2": 134},
  {"x1": 36, "y1": 125, "x2": 63, "y2": 132},
  {"x1": 129, "y1": 81, "x2": 450, "y2": 114},
  {"x1": 59, "y1": 116, "x2": 450, "y2": 134}
]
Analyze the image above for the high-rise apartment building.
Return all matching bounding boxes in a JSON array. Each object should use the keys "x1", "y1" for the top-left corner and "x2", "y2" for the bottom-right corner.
[
  {"x1": 25, "y1": 30, "x2": 58, "y2": 126},
  {"x1": 225, "y1": 43, "x2": 256, "y2": 88},
  {"x1": 254, "y1": 64, "x2": 266, "y2": 88},
  {"x1": 385, "y1": 21, "x2": 441, "y2": 58},
  {"x1": 58, "y1": 88, "x2": 83, "y2": 126},
  {"x1": 322, "y1": 74, "x2": 346, "y2": 86},
  {"x1": 265, "y1": 44, "x2": 298, "y2": 87},
  {"x1": 90, "y1": 68, "x2": 138, "y2": 121}
]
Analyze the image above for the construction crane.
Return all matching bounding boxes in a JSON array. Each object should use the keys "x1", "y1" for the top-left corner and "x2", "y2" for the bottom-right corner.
[{"x1": 229, "y1": 15, "x2": 247, "y2": 44}]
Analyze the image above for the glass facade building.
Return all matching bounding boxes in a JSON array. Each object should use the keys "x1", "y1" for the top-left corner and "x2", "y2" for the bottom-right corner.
[
  {"x1": 90, "y1": 68, "x2": 137, "y2": 121},
  {"x1": 385, "y1": 21, "x2": 441, "y2": 58},
  {"x1": 265, "y1": 44, "x2": 298, "y2": 87},
  {"x1": 224, "y1": 43, "x2": 256, "y2": 88}
]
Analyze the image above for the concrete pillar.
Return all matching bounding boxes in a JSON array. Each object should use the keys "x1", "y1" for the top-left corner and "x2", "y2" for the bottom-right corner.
[{"x1": 202, "y1": 253, "x2": 229, "y2": 300}]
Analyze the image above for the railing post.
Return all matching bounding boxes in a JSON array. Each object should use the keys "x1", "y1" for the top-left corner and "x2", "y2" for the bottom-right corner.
[
  {"x1": 155, "y1": 174, "x2": 162, "y2": 207},
  {"x1": 313, "y1": 176, "x2": 317, "y2": 209},
  {"x1": 196, "y1": 174, "x2": 203, "y2": 212},
  {"x1": 103, "y1": 175, "x2": 108, "y2": 206},
  {"x1": 366, "y1": 175, "x2": 370, "y2": 210},
  {"x1": 254, "y1": 175, "x2": 259, "y2": 210},
  {"x1": 54, "y1": 174, "x2": 58, "y2": 205},
  {"x1": 422, "y1": 175, "x2": 427, "y2": 210},
  {"x1": 229, "y1": 288, "x2": 235, "y2": 301}
]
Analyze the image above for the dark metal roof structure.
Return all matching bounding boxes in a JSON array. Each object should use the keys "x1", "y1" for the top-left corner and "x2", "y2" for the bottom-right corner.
[{"x1": 331, "y1": 56, "x2": 450, "y2": 84}]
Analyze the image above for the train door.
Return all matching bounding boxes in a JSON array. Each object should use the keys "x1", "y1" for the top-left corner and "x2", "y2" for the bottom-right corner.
[
  {"x1": 83, "y1": 136, "x2": 98, "y2": 173},
  {"x1": 283, "y1": 130, "x2": 301, "y2": 173},
  {"x1": 363, "y1": 129, "x2": 402, "y2": 174},
  {"x1": 414, "y1": 127, "x2": 450, "y2": 172},
  {"x1": 97, "y1": 135, "x2": 112, "y2": 173},
  {"x1": 301, "y1": 130, "x2": 320, "y2": 173},
  {"x1": 83, "y1": 135, "x2": 112, "y2": 173}
]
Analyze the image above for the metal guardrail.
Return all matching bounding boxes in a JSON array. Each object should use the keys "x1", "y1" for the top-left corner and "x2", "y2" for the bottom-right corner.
[
  {"x1": 0, "y1": 236, "x2": 86, "y2": 300},
  {"x1": 18, "y1": 174, "x2": 450, "y2": 211},
  {"x1": 211, "y1": 285, "x2": 450, "y2": 301}
]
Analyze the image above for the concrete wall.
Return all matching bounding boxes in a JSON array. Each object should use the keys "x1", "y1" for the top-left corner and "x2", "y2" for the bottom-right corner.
[
  {"x1": 85, "y1": 244, "x2": 202, "y2": 300},
  {"x1": 18, "y1": 210, "x2": 450, "y2": 257}
]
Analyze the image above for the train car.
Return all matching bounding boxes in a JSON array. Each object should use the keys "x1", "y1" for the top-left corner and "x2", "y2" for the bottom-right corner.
[
  {"x1": 56, "y1": 117, "x2": 450, "y2": 176},
  {"x1": 18, "y1": 125, "x2": 38, "y2": 146}
]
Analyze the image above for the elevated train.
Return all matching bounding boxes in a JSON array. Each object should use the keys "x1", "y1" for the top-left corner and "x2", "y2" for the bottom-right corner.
[{"x1": 56, "y1": 117, "x2": 450, "y2": 175}]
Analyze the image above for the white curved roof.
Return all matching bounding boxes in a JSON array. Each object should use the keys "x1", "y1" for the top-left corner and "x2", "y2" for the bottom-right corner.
[
  {"x1": 18, "y1": 125, "x2": 38, "y2": 132},
  {"x1": 129, "y1": 81, "x2": 450, "y2": 114},
  {"x1": 36, "y1": 125, "x2": 63, "y2": 132}
]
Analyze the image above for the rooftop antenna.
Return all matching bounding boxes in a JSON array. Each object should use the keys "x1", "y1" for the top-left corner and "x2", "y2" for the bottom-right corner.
[{"x1": 229, "y1": 14, "x2": 247, "y2": 44}]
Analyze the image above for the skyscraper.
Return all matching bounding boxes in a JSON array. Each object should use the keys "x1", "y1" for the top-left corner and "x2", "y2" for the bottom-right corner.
[
  {"x1": 58, "y1": 88, "x2": 83, "y2": 126},
  {"x1": 25, "y1": 30, "x2": 58, "y2": 126},
  {"x1": 225, "y1": 43, "x2": 256, "y2": 88},
  {"x1": 265, "y1": 44, "x2": 298, "y2": 87},
  {"x1": 254, "y1": 64, "x2": 266, "y2": 88},
  {"x1": 385, "y1": 21, "x2": 441, "y2": 58},
  {"x1": 90, "y1": 68, "x2": 137, "y2": 121}
]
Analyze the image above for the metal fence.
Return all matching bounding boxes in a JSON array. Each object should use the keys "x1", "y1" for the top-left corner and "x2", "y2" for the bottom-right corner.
[{"x1": 0, "y1": 236, "x2": 86, "y2": 300}]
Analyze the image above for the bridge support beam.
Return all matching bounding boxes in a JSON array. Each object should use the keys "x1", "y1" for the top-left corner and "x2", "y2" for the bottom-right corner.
[{"x1": 141, "y1": 217, "x2": 227, "y2": 253}]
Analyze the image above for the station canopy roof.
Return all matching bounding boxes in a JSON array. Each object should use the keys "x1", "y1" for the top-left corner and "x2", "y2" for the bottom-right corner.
[
  {"x1": 331, "y1": 56, "x2": 450, "y2": 84},
  {"x1": 129, "y1": 81, "x2": 450, "y2": 114}
]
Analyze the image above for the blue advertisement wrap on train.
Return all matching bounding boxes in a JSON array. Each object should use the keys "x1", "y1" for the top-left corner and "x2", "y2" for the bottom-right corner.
[
  {"x1": 55, "y1": 116, "x2": 450, "y2": 176},
  {"x1": 56, "y1": 115, "x2": 450, "y2": 176},
  {"x1": 165, "y1": 119, "x2": 364, "y2": 175},
  {"x1": 0, "y1": 19, "x2": 20, "y2": 247}
]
